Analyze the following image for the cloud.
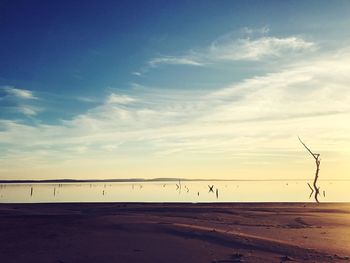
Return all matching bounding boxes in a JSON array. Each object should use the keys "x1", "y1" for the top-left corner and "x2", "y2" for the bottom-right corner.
[
  {"x1": 16, "y1": 105, "x2": 42, "y2": 116},
  {"x1": 241, "y1": 26, "x2": 270, "y2": 35},
  {"x1": 0, "y1": 86, "x2": 42, "y2": 116},
  {"x1": 1, "y1": 46, "x2": 350, "y2": 179},
  {"x1": 77, "y1": 97, "x2": 98, "y2": 103},
  {"x1": 148, "y1": 56, "x2": 203, "y2": 67},
  {"x1": 208, "y1": 36, "x2": 315, "y2": 61},
  {"x1": 2, "y1": 86, "x2": 37, "y2": 100},
  {"x1": 107, "y1": 93, "x2": 137, "y2": 104},
  {"x1": 147, "y1": 30, "x2": 316, "y2": 68},
  {"x1": 132, "y1": 71, "x2": 142, "y2": 76}
]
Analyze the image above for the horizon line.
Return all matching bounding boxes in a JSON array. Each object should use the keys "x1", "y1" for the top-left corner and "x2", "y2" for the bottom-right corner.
[{"x1": 0, "y1": 177, "x2": 348, "y2": 184}]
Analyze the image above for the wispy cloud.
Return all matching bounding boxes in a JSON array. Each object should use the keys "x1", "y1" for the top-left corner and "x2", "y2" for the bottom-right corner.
[
  {"x1": 147, "y1": 29, "x2": 316, "y2": 68},
  {"x1": 148, "y1": 56, "x2": 204, "y2": 67},
  {"x1": 107, "y1": 93, "x2": 137, "y2": 104},
  {"x1": 208, "y1": 36, "x2": 315, "y2": 61},
  {"x1": 241, "y1": 26, "x2": 270, "y2": 35},
  {"x1": 16, "y1": 105, "x2": 42, "y2": 116},
  {"x1": 1, "y1": 41, "x2": 350, "y2": 179},
  {"x1": 1, "y1": 48, "x2": 350, "y2": 159},
  {"x1": 77, "y1": 97, "x2": 98, "y2": 103},
  {"x1": 0, "y1": 86, "x2": 42, "y2": 116},
  {"x1": 2, "y1": 86, "x2": 37, "y2": 100},
  {"x1": 132, "y1": 71, "x2": 142, "y2": 76}
]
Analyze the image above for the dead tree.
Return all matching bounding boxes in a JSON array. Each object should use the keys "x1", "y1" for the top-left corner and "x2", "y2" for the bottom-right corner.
[
  {"x1": 307, "y1": 183, "x2": 314, "y2": 199},
  {"x1": 298, "y1": 137, "x2": 321, "y2": 203}
]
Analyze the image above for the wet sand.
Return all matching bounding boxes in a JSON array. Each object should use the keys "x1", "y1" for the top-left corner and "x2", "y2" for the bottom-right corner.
[{"x1": 0, "y1": 203, "x2": 349, "y2": 263}]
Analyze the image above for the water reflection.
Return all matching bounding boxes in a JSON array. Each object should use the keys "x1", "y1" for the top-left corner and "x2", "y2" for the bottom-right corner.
[{"x1": 0, "y1": 180, "x2": 349, "y2": 203}]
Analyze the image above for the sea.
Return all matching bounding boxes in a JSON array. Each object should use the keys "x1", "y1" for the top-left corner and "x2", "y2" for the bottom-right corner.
[{"x1": 0, "y1": 179, "x2": 349, "y2": 203}]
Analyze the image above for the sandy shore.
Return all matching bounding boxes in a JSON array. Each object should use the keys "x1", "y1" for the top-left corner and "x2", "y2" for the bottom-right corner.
[{"x1": 0, "y1": 203, "x2": 349, "y2": 263}]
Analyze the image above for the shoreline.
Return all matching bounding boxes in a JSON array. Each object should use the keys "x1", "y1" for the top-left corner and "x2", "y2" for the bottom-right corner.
[
  {"x1": 1, "y1": 203, "x2": 349, "y2": 262},
  {"x1": 1, "y1": 178, "x2": 348, "y2": 184}
]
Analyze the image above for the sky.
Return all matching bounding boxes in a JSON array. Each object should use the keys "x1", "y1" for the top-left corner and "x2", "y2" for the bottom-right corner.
[{"x1": 1, "y1": 0, "x2": 350, "y2": 180}]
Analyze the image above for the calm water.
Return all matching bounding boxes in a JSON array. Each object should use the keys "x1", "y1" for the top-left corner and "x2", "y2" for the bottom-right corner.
[{"x1": 0, "y1": 180, "x2": 349, "y2": 203}]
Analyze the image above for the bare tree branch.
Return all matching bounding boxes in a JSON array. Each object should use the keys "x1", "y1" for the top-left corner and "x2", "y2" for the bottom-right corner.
[
  {"x1": 298, "y1": 137, "x2": 321, "y2": 203},
  {"x1": 298, "y1": 137, "x2": 320, "y2": 160}
]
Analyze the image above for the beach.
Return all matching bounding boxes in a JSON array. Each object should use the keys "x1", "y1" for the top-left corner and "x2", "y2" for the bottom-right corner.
[{"x1": 0, "y1": 203, "x2": 349, "y2": 263}]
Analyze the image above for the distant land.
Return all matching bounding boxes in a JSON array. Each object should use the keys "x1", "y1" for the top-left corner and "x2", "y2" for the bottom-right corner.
[{"x1": 0, "y1": 178, "x2": 347, "y2": 184}]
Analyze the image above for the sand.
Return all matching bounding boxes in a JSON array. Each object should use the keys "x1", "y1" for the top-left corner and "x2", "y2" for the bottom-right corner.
[{"x1": 0, "y1": 203, "x2": 349, "y2": 263}]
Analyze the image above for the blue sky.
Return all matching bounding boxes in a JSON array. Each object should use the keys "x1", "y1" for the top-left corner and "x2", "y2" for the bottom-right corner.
[{"x1": 1, "y1": 1, "x2": 350, "y2": 179}]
